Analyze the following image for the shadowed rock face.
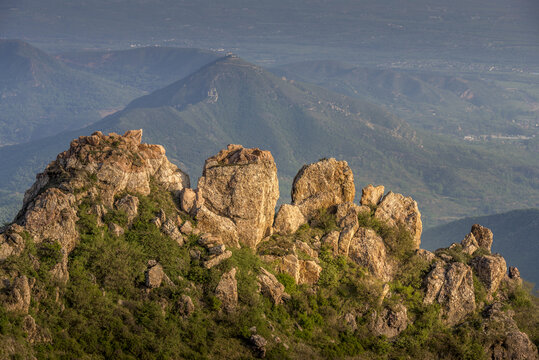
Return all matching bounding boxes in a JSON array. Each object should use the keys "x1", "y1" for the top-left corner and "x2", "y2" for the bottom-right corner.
[
  {"x1": 196, "y1": 144, "x2": 279, "y2": 249},
  {"x1": 291, "y1": 158, "x2": 355, "y2": 219}
]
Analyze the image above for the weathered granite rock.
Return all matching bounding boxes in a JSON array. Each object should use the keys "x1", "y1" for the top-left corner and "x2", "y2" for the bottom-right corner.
[
  {"x1": 180, "y1": 221, "x2": 194, "y2": 235},
  {"x1": 250, "y1": 334, "x2": 268, "y2": 358},
  {"x1": 291, "y1": 158, "x2": 355, "y2": 219},
  {"x1": 114, "y1": 195, "x2": 139, "y2": 225},
  {"x1": 337, "y1": 224, "x2": 359, "y2": 257},
  {"x1": 274, "y1": 254, "x2": 322, "y2": 285},
  {"x1": 161, "y1": 219, "x2": 184, "y2": 246},
  {"x1": 215, "y1": 268, "x2": 238, "y2": 313},
  {"x1": 461, "y1": 232, "x2": 479, "y2": 255},
  {"x1": 258, "y1": 267, "x2": 286, "y2": 305},
  {"x1": 108, "y1": 223, "x2": 124, "y2": 237},
  {"x1": 203, "y1": 251, "x2": 233, "y2": 269},
  {"x1": 415, "y1": 249, "x2": 436, "y2": 263},
  {"x1": 295, "y1": 240, "x2": 317, "y2": 259},
  {"x1": 370, "y1": 304, "x2": 408, "y2": 338},
  {"x1": 424, "y1": 261, "x2": 475, "y2": 326},
  {"x1": 299, "y1": 260, "x2": 322, "y2": 285},
  {"x1": 471, "y1": 224, "x2": 493, "y2": 252},
  {"x1": 179, "y1": 188, "x2": 197, "y2": 214},
  {"x1": 321, "y1": 231, "x2": 340, "y2": 255},
  {"x1": 145, "y1": 262, "x2": 165, "y2": 288},
  {"x1": 348, "y1": 228, "x2": 392, "y2": 282},
  {"x1": 273, "y1": 204, "x2": 306, "y2": 235},
  {"x1": 3, "y1": 276, "x2": 31, "y2": 313},
  {"x1": 360, "y1": 184, "x2": 385, "y2": 207},
  {"x1": 508, "y1": 266, "x2": 522, "y2": 286},
  {"x1": 177, "y1": 295, "x2": 195, "y2": 317},
  {"x1": 22, "y1": 315, "x2": 51, "y2": 344},
  {"x1": 195, "y1": 206, "x2": 239, "y2": 248},
  {"x1": 0, "y1": 226, "x2": 26, "y2": 262},
  {"x1": 197, "y1": 144, "x2": 279, "y2": 249},
  {"x1": 471, "y1": 254, "x2": 507, "y2": 296},
  {"x1": 334, "y1": 202, "x2": 365, "y2": 229},
  {"x1": 482, "y1": 303, "x2": 539, "y2": 360},
  {"x1": 374, "y1": 191, "x2": 422, "y2": 249}
]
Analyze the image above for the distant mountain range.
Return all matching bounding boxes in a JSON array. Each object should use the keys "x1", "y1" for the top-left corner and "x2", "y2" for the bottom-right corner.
[
  {"x1": 0, "y1": 40, "x2": 143, "y2": 145},
  {"x1": 1, "y1": 55, "x2": 538, "y2": 229},
  {"x1": 422, "y1": 209, "x2": 539, "y2": 285},
  {"x1": 56, "y1": 46, "x2": 220, "y2": 92}
]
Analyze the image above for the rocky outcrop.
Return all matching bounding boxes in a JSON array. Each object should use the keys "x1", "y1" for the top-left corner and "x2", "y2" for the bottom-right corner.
[
  {"x1": 482, "y1": 303, "x2": 539, "y2": 360},
  {"x1": 360, "y1": 184, "x2": 385, "y2": 207},
  {"x1": 273, "y1": 204, "x2": 306, "y2": 235},
  {"x1": 370, "y1": 304, "x2": 408, "y2": 338},
  {"x1": 22, "y1": 315, "x2": 51, "y2": 344},
  {"x1": 215, "y1": 268, "x2": 238, "y2": 313},
  {"x1": 250, "y1": 334, "x2": 268, "y2": 358},
  {"x1": 0, "y1": 224, "x2": 26, "y2": 262},
  {"x1": 198, "y1": 234, "x2": 233, "y2": 269},
  {"x1": 461, "y1": 232, "x2": 479, "y2": 255},
  {"x1": 374, "y1": 191, "x2": 422, "y2": 249},
  {"x1": 258, "y1": 267, "x2": 287, "y2": 305},
  {"x1": 471, "y1": 224, "x2": 493, "y2": 252},
  {"x1": 114, "y1": 194, "x2": 139, "y2": 225},
  {"x1": 12, "y1": 130, "x2": 190, "y2": 284},
  {"x1": 196, "y1": 145, "x2": 279, "y2": 249},
  {"x1": 176, "y1": 295, "x2": 195, "y2": 317},
  {"x1": 274, "y1": 254, "x2": 322, "y2": 285},
  {"x1": 348, "y1": 228, "x2": 393, "y2": 282},
  {"x1": 291, "y1": 158, "x2": 355, "y2": 219},
  {"x1": 424, "y1": 261, "x2": 475, "y2": 326},
  {"x1": 471, "y1": 254, "x2": 507, "y2": 297},
  {"x1": 3, "y1": 275, "x2": 32, "y2": 313}
]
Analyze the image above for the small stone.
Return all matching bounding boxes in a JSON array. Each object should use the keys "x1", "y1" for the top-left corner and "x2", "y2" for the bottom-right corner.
[
  {"x1": 180, "y1": 188, "x2": 197, "y2": 214},
  {"x1": 250, "y1": 334, "x2": 268, "y2": 358}
]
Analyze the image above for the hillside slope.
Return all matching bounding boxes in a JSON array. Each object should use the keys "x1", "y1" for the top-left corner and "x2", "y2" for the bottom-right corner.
[
  {"x1": 0, "y1": 40, "x2": 143, "y2": 146},
  {"x1": 57, "y1": 46, "x2": 221, "y2": 92},
  {"x1": 422, "y1": 209, "x2": 539, "y2": 285}
]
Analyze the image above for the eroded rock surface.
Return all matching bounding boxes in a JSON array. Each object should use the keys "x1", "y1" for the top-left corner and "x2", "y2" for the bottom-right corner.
[
  {"x1": 370, "y1": 304, "x2": 408, "y2": 338},
  {"x1": 374, "y1": 191, "x2": 422, "y2": 249},
  {"x1": 471, "y1": 224, "x2": 493, "y2": 252},
  {"x1": 258, "y1": 267, "x2": 287, "y2": 305},
  {"x1": 197, "y1": 145, "x2": 279, "y2": 249},
  {"x1": 424, "y1": 261, "x2": 475, "y2": 326},
  {"x1": 291, "y1": 158, "x2": 355, "y2": 219},
  {"x1": 273, "y1": 204, "x2": 306, "y2": 236},
  {"x1": 215, "y1": 268, "x2": 238, "y2": 313},
  {"x1": 471, "y1": 254, "x2": 507, "y2": 296},
  {"x1": 348, "y1": 228, "x2": 393, "y2": 282},
  {"x1": 360, "y1": 184, "x2": 385, "y2": 207}
]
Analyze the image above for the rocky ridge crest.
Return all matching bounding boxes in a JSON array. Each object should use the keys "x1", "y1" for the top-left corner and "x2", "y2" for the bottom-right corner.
[{"x1": 0, "y1": 131, "x2": 536, "y2": 359}]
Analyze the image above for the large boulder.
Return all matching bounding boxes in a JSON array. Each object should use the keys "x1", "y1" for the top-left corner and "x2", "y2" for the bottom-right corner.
[
  {"x1": 291, "y1": 158, "x2": 355, "y2": 219},
  {"x1": 2, "y1": 275, "x2": 31, "y2": 313},
  {"x1": 374, "y1": 191, "x2": 422, "y2": 249},
  {"x1": 360, "y1": 184, "x2": 385, "y2": 207},
  {"x1": 348, "y1": 228, "x2": 393, "y2": 282},
  {"x1": 471, "y1": 224, "x2": 493, "y2": 252},
  {"x1": 470, "y1": 254, "x2": 507, "y2": 297},
  {"x1": 370, "y1": 304, "x2": 408, "y2": 338},
  {"x1": 274, "y1": 254, "x2": 322, "y2": 285},
  {"x1": 482, "y1": 303, "x2": 539, "y2": 360},
  {"x1": 258, "y1": 267, "x2": 287, "y2": 305},
  {"x1": 273, "y1": 204, "x2": 306, "y2": 236},
  {"x1": 423, "y1": 261, "x2": 476, "y2": 326},
  {"x1": 215, "y1": 268, "x2": 238, "y2": 313},
  {"x1": 196, "y1": 145, "x2": 279, "y2": 249}
]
